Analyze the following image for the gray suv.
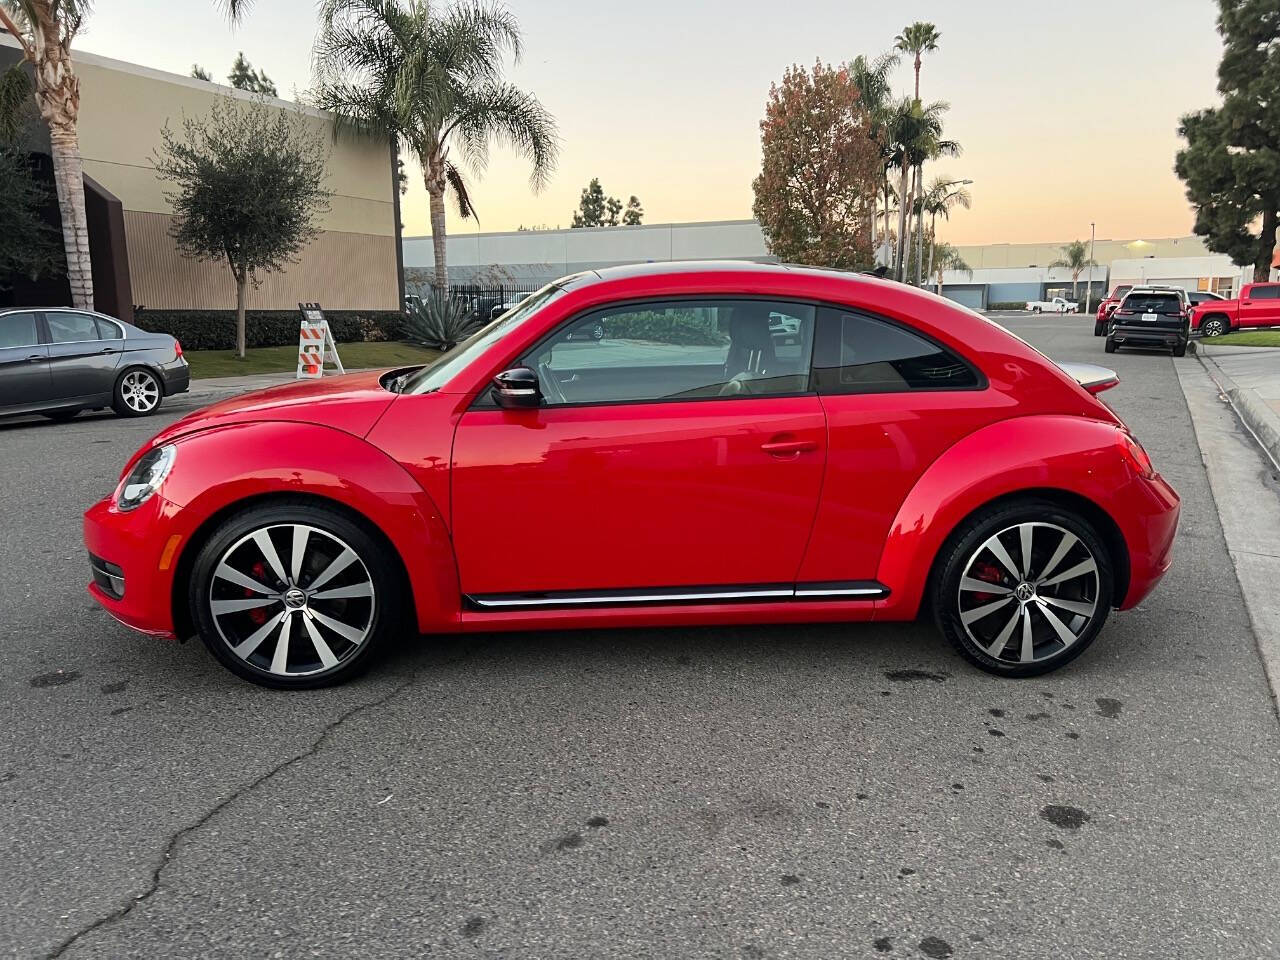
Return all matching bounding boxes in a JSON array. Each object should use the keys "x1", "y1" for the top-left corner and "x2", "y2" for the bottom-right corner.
[{"x1": 0, "y1": 308, "x2": 189, "y2": 421}]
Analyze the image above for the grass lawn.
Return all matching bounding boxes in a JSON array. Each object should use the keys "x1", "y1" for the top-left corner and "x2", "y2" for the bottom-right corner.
[
  {"x1": 1209, "y1": 330, "x2": 1280, "y2": 348},
  {"x1": 186, "y1": 340, "x2": 440, "y2": 379}
]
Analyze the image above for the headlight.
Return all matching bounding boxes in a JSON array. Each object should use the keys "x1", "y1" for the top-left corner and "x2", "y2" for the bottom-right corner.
[{"x1": 116, "y1": 445, "x2": 176, "y2": 511}]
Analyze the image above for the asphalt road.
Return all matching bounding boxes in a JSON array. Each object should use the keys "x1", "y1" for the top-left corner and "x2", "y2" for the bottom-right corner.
[{"x1": 2, "y1": 316, "x2": 1278, "y2": 959}]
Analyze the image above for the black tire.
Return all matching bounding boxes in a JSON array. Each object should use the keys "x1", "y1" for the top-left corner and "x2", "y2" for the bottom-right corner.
[
  {"x1": 112, "y1": 367, "x2": 164, "y2": 417},
  {"x1": 189, "y1": 501, "x2": 406, "y2": 689},
  {"x1": 1199, "y1": 316, "x2": 1228, "y2": 338},
  {"x1": 41, "y1": 408, "x2": 80, "y2": 422},
  {"x1": 931, "y1": 499, "x2": 1114, "y2": 677},
  {"x1": 1173, "y1": 341, "x2": 1187, "y2": 357},
  {"x1": 1104, "y1": 338, "x2": 1117, "y2": 353},
  {"x1": 1093, "y1": 321, "x2": 1105, "y2": 337},
  {"x1": 1032, "y1": 307, "x2": 1042, "y2": 314},
  {"x1": 590, "y1": 321, "x2": 605, "y2": 341}
]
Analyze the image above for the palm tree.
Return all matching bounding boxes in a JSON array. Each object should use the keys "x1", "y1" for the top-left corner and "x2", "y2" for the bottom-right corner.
[
  {"x1": 0, "y1": 0, "x2": 93, "y2": 308},
  {"x1": 887, "y1": 98, "x2": 957, "y2": 283},
  {"x1": 894, "y1": 21, "x2": 940, "y2": 101},
  {"x1": 1050, "y1": 239, "x2": 1098, "y2": 301},
  {"x1": 932, "y1": 242, "x2": 971, "y2": 295},
  {"x1": 849, "y1": 51, "x2": 899, "y2": 264},
  {"x1": 313, "y1": 0, "x2": 558, "y2": 289},
  {"x1": 922, "y1": 176, "x2": 972, "y2": 285}
]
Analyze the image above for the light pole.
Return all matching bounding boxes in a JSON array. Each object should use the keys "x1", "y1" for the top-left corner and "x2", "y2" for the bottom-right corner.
[{"x1": 1085, "y1": 222, "x2": 1097, "y2": 314}]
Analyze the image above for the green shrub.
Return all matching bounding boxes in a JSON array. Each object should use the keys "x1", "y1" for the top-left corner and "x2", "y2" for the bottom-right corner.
[
  {"x1": 987, "y1": 301, "x2": 1029, "y2": 311},
  {"x1": 604, "y1": 310, "x2": 726, "y2": 346},
  {"x1": 131, "y1": 309, "x2": 403, "y2": 350}
]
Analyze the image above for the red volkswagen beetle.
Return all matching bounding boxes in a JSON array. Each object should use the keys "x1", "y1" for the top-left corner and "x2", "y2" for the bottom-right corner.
[{"x1": 84, "y1": 263, "x2": 1180, "y2": 688}]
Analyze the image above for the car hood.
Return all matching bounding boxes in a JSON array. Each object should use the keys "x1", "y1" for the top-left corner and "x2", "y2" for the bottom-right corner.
[{"x1": 154, "y1": 369, "x2": 397, "y2": 444}]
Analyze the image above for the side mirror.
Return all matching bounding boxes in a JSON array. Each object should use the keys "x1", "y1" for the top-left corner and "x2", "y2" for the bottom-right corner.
[{"x1": 491, "y1": 366, "x2": 541, "y2": 409}]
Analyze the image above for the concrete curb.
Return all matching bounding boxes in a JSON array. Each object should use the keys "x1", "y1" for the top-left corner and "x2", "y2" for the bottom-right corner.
[{"x1": 1197, "y1": 349, "x2": 1280, "y2": 470}]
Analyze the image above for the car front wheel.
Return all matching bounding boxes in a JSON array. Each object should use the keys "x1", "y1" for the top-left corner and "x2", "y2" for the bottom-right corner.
[
  {"x1": 189, "y1": 502, "x2": 404, "y2": 688},
  {"x1": 932, "y1": 501, "x2": 1114, "y2": 677}
]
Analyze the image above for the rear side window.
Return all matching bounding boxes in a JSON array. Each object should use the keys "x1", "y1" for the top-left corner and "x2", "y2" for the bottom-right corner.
[
  {"x1": 0, "y1": 312, "x2": 40, "y2": 349},
  {"x1": 1251, "y1": 285, "x2": 1280, "y2": 300},
  {"x1": 46, "y1": 311, "x2": 100, "y2": 343},
  {"x1": 94, "y1": 318, "x2": 123, "y2": 339},
  {"x1": 813, "y1": 310, "x2": 980, "y2": 394},
  {"x1": 1120, "y1": 293, "x2": 1182, "y2": 314}
]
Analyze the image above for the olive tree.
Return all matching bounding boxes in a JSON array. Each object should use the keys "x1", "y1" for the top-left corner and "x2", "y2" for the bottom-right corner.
[{"x1": 154, "y1": 97, "x2": 330, "y2": 358}]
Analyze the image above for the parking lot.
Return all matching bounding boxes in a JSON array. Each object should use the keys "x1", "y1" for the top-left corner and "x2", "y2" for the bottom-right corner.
[{"x1": 2, "y1": 315, "x2": 1279, "y2": 959}]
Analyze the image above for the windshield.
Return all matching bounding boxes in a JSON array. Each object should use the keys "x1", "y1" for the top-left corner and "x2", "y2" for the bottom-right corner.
[{"x1": 397, "y1": 284, "x2": 564, "y2": 395}]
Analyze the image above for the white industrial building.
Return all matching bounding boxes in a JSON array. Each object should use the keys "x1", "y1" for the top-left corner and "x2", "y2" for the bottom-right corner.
[{"x1": 403, "y1": 220, "x2": 1260, "y2": 306}]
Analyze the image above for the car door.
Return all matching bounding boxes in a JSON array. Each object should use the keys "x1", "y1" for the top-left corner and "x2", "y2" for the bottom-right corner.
[
  {"x1": 450, "y1": 298, "x2": 827, "y2": 598},
  {"x1": 0, "y1": 311, "x2": 53, "y2": 410},
  {"x1": 796, "y1": 307, "x2": 1001, "y2": 585},
  {"x1": 1239, "y1": 284, "x2": 1280, "y2": 329},
  {"x1": 42, "y1": 310, "x2": 123, "y2": 404}
]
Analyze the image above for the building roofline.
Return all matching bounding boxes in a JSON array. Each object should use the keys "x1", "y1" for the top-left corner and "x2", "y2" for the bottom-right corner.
[
  {"x1": 403, "y1": 219, "x2": 762, "y2": 242},
  {"x1": 0, "y1": 31, "x2": 330, "y2": 119}
]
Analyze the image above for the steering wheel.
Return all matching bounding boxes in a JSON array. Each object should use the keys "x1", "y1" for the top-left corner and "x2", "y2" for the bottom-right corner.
[{"x1": 537, "y1": 360, "x2": 567, "y2": 405}]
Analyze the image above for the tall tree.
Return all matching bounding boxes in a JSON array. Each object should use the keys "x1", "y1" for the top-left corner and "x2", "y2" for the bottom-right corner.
[
  {"x1": 191, "y1": 64, "x2": 213, "y2": 81},
  {"x1": 922, "y1": 176, "x2": 972, "y2": 286},
  {"x1": 571, "y1": 178, "x2": 642, "y2": 227},
  {"x1": 1175, "y1": 0, "x2": 1279, "y2": 283},
  {"x1": 154, "y1": 97, "x2": 330, "y2": 358},
  {"x1": 1050, "y1": 240, "x2": 1098, "y2": 300},
  {"x1": 931, "y1": 242, "x2": 971, "y2": 295},
  {"x1": 849, "y1": 51, "x2": 900, "y2": 263},
  {"x1": 623, "y1": 195, "x2": 643, "y2": 226},
  {"x1": 752, "y1": 60, "x2": 880, "y2": 270},
  {"x1": 313, "y1": 0, "x2": 558, "y2": 289},
  {"x1": 886, "y1": 98, "x2": 958, "y2": 282},
  {"x1": 894, "y1": 21, "x2": 940, "y2": 100},
  {"x1": 227, "y1": 51, "x2": 277, "y2": 97},
  {"x1": 0, "y1": 0, "x2": 93, "y2": 308}
]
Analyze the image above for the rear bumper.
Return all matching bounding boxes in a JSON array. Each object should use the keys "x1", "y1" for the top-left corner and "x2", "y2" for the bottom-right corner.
[
  {"x1": 1109, "y1": 324, "x2": 1187, "y2": 348},
  {"x1": 1117, "y1": 472, "x2": 1181, "y2": 610},
  {"x1": 160, "y1": 359, "x2": 190, "y2": 396},
  {"x1": 83, "y1": 493, "x2": 184, "y2": 638}
]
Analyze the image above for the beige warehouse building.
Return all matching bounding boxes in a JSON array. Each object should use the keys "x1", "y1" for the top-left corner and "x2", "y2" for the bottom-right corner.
[{"x1": 0, "y1": 36, "x2": 401, "y2": 321}]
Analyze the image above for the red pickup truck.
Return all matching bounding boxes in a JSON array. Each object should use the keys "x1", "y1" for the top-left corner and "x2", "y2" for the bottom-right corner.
[{"x1": 1192, "y1": 282, "x2": 1280, "y2": 337}]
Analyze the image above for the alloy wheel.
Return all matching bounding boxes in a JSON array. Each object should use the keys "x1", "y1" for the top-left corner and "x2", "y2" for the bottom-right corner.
[
  {"x1": 1201, "y1": 319, "x2": 1226, "y2": 338},
  {"x1": 208, "y1": 523, "x2": 376, "y2": 678},
  {"x1": 120, "y1": 370, "x2": 161, "y2": 413},
  {"x1": 956, "y1": 521, "x2": 1099, "y2": 665}
]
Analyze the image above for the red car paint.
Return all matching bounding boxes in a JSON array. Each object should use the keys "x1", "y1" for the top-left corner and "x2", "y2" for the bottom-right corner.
[
  {"x1": 85, "y1": 263, "x2": 1179, "y2": 646},
  {"x1": 1190, "y1": 282, "x2": 1280, "y2": 333}
]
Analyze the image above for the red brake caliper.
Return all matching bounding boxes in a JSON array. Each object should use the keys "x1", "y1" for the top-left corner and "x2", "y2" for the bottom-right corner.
[{"x1": 247, "y1": 561, "x2": 269, "y2": 625}]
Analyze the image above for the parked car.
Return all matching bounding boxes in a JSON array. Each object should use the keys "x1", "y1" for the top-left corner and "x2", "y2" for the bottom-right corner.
[
  {"x1": 1026, "y1": 297, "x2": 1079, "y2": 314},
  {"x1": 488, "y1": 295, "x2": 531, "y2": 320},
  {"x1": 1190, "y1": 282, "x2": 1280, "y2": 337},
  {"x1": 1185, "y1": 290, "x2": 1226, "y2": 309},
  {"x1": 1105, "y1": 287, "x2": 1190, "y2": 356},
  {"x1": 1094, "y1": 285, "x2": 1134, "y2": 335},
  {"x1": 84, "y1": 262, "x2": 1179, "y2": 689},
  {"x1": 1, "y1": 308, "x2": 188, "y2": 421}
]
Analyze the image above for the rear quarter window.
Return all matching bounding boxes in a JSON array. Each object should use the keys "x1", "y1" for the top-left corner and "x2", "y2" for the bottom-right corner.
[{"x1": 814, "y1": 310, "x2": 980, "y2": 394}]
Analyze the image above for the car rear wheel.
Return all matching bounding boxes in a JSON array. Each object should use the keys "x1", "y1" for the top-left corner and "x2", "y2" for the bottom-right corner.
[
  {"x1": 1173, "y1": 341, "x2": 1187, "y2": 357},
  {"x1": 1031, "y1": 307, "x2": 1042, "y2": 314},
  {"x1": 1093, "y1": 321, "x2": 1105, "y2": 337},
  {"x1": 932, "y1": 501, "x2": 1113, "y2": 677},
  {"x1": 1200, "y1": 317, "x2": 1227, "y2": 338},
  {"x1": 1104, "y1": 338, "x2": 1117, "y2": 353},
  {"x1": 112, "y1": 368, "x2": 163, "y2": 417},
  {"x1": 189, "y1": 502, "x2": 404, "y2": 689}
]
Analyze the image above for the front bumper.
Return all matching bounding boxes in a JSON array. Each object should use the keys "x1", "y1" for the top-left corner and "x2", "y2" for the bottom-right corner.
[
  {"x1": 1109, "y1": 323, "x2": 1187, "y2": 348},
  {"x1": 83, "y1": 493, "x2": 186, "y2": 638}
]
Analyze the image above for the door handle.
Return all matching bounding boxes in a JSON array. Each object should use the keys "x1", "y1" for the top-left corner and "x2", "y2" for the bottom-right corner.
[
  {"x1": 26, "y1": 354, "x2": 44, "y2": 363},
  {"x1": 761, "y1": 438, "x2": 818, "y2": 456},
  {"x1": 100, "y1": 347, "x2": 117, "y2": 354}
]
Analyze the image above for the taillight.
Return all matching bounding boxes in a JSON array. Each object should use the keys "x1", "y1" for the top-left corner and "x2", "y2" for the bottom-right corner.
[
  {"x1": 174, "y1": 339, "x2": 184, "y2": 359},
  {"x1": 1117, "y1": 430, "x2": 1156, "y2": 479}
]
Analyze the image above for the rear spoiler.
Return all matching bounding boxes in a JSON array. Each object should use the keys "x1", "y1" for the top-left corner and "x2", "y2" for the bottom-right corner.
[{"x1": 1057, "y1": 361, "x2": 1120, "y2": 395}]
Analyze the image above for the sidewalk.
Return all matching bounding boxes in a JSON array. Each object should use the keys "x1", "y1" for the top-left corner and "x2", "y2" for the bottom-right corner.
[
  {"x1": 186, "y1": 368, "x2": 378, "y2": 400},
  {"x1": 1197, "y1": 343, "x2": 1280, "y2": 467}
]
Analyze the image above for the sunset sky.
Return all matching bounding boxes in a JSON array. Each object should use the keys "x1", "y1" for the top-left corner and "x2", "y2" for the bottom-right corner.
[{"x1": 76, "y1": 0, "x2": 1225, "y2": 243}]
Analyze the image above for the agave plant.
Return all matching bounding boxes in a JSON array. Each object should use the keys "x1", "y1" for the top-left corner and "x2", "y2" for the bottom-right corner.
[{"x1": 403, "y1": 289, "x2": 480, "y2": 351}]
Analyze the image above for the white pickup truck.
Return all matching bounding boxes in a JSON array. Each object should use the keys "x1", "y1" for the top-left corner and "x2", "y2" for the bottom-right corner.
[{"x1": 1025, "y1": 296, "x2": 1080, "y2": 314}]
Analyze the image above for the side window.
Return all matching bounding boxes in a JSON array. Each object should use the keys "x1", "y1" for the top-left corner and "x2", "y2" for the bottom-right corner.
[
  {"x1": 522, "y1": 300, "x2": 816, "y2": 405},
  {"x1": 94, "y1": 317, "x2": 123, "y2": 339},
  {"x1": 0, "y1": 312, "x2": 40, "y2": 349},
  {"x1": 1251, "y1": 285, "x2": 1280, "y2": 300},
  {"x1": 45, "y1": 311, "x2": 101, "y2": 343},
  {"x1": 814, "y1": 310, "x2": 979, "y2": 394}
]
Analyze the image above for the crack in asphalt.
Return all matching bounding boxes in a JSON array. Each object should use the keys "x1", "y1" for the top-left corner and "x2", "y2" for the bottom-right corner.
[{"x1": 44, "y1": 640, "x2": 488, "y2": 959}]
